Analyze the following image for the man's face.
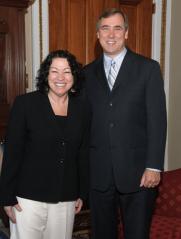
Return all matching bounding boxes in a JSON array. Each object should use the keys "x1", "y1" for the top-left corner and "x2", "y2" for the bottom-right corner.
[{"x1": 97, "y1": 13, "x2": 128, "y2": 58}]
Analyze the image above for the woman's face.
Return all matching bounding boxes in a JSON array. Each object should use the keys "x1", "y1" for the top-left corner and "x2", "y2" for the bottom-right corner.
[{"x1": 48, "y1": 57, "x2": 74, "y2": 97}]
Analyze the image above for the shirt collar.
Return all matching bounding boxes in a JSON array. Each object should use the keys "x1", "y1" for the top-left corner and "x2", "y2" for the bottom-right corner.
[{"x1": 104, "y1": 47, "x2": 127, "y2": 67}]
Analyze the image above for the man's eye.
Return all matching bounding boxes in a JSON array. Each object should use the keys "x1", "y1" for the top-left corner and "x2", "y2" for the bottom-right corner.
[
  {"x1": 100, "y1": 26, "x2": 109, "y2": 31},
  {"x1": 114, "y1": 26, "x2": 124, "y2": 31}
]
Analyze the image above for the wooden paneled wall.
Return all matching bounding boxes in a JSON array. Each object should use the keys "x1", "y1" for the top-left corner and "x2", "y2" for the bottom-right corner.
[
  {"x1": 49, "y1": 0, "x2": 120, "y2": 64},
  {"x1": 0, "y1": 0, "x2": 31, "y2": 139},
  {"x1": 49, "y1": 0, "x2": 153, "y2": 65}
]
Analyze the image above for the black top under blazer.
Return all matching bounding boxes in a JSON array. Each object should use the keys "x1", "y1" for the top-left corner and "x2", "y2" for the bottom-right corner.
[
  {"x1": 84, "y1": 49, "x2": 167, "y2": 193},
  {"x1": 0, "y1": 91, "x2": 90, "y2": 206}
]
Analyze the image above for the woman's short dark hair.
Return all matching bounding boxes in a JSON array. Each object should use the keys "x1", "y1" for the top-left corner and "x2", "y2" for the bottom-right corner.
[{"x1": 36, "y1": 50, "x2": 83, "y2": 95}]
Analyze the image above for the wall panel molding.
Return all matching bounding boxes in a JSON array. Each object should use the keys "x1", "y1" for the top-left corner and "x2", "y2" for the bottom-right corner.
[{"x1": 31, "y1": 0, "x2": 49, "y2": 90}]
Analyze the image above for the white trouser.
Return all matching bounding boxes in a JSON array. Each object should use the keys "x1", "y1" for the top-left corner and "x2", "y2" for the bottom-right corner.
[{"x1": 10, "y1": 197, "x2": 76, "y2": 239}]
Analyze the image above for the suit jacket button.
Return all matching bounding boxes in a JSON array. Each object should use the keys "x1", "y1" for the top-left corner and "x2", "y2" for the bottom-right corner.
[
  {"x1": 60, "y1": 159, "x2": 64, "y2": 163},
  {"x1": 110, "y1": 123, "x2": 114, "y2": 128},
  {"x1": 109, "y1": 102, "x2": 113, "y2": 106},
  {"x1": 61, "y1": 141, "x2": 65, "y2": 146}
]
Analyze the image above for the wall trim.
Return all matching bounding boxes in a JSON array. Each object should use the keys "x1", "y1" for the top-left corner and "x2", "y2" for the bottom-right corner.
[
  {"x1": 164, "y1": 0, "x2": 171, "y2": 170},
  {"x1": 32, "y1": 0, "x2": 40, "y2": 90},
  {"x1": 152, "y1": 0, "x2": 162, "y2": 62},
  {"x1": 160, "y1": 0, "x2": 167, "y2": 76},
  {"x1": 152, "y1": 0, "x2": 171, "y2": 170},
  {"x1": 31, "y1": 0, "x2": 49, "y2": 90}
]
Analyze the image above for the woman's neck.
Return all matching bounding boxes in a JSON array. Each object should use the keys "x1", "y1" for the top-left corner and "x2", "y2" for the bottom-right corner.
[
  {"x1": 48, "y1": 92, "x2": 69, "y2": 116},
  {"x1": 48, "y1": 92, "x2": 68, "y2": 104}
]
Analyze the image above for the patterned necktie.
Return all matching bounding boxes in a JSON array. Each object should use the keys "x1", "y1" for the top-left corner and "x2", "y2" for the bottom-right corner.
[{"x1": 107, "y1": 60, "x2": 117, "y2": 90}]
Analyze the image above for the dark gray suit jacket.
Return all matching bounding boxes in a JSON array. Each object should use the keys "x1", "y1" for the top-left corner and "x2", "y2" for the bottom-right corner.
[{"x1": 84, "y1": 49, "x2": 167, "y2": 193}]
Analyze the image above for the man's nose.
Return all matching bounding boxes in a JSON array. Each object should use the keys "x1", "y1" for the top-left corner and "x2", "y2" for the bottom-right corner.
[{"x1": 108, "y1": 28, "x2": 115, "y2": 37}]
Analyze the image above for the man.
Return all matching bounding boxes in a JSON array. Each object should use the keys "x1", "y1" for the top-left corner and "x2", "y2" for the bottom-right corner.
[{"x1": 84, "y1": 8, "x2": 167, "y2": 239}]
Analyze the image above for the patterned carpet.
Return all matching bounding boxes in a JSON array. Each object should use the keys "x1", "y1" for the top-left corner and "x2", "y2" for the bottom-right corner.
[
  {"x1": 0, "y1": 210, "x2": 91, "y2": 239},
  {"x1": 0, "y1": 219, "x2": 9, "y2": 238},
  {"x1": 73, "y1": 210, "x2": 91, "y2": 239}
]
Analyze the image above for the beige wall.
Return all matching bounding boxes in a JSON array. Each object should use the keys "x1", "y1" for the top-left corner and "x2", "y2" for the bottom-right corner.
[
  {"x1": 25, "y1": 6, "x2": 33, "y2": 92},
  {"x1": 167, "y1": 0, "x2": 181, "y2": 169}
]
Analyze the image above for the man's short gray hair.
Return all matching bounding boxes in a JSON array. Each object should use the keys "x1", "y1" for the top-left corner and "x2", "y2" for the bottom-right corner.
[{"x1": 96, "y1": 8, "x2": 129, "y2": 31}]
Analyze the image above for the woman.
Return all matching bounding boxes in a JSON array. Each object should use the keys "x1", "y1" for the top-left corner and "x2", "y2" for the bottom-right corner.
[{"x1": 0, "y1": 50, "x2": 90, "y2": 239}]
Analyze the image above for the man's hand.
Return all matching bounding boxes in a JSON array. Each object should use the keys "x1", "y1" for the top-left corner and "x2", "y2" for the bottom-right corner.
[
  {"x1": 140, "y1": 169, "x2": 161, "y2": 188},
  {"x1": 4, "y1": 204, "x2": 22, "y2": 223}
]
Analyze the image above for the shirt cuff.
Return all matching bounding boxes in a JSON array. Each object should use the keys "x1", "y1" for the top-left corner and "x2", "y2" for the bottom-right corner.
[{"x1": 146, "y1": 168, "x2": 161, "y2": 172}]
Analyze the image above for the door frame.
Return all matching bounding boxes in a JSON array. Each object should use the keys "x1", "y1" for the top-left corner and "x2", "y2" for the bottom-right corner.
[{"x1": 29, "y1": 0, "x2": 170, "y2": 169}]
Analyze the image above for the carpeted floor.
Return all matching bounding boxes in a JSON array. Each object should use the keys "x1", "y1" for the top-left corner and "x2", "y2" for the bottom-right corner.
[
  {"x1": 0, "y1": 219, "x2": 9, "y2": 238},
  {"x1": 0, "y1": 210, "x2": 91, "y2": 239},
  {"x1": 73, "y1": 210, "x2": 91, "y2": 239}
]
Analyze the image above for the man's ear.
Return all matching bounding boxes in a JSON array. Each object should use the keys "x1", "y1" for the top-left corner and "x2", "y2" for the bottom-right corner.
[
  {"x1": 125, "y1": 30, "x2": 128, "y2": 40},
  {"x1": 97, "y1": 31, "x2": 99, "y2": 39}
]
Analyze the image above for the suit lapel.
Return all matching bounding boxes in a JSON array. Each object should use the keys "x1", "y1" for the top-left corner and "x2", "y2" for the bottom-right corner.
[
  {"x1": 95, "y1": 56, "x2": 110, "y2": 92},
  {"x1": 94, "y1": 51, "x2": 136, "y2": 94},
  {"x1": 112, "y1": 49, "x2": 136, "y2": 92}
]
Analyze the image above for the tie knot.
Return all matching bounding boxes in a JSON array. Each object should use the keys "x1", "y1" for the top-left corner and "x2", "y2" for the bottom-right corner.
[{"x1": 111, "y1": 60, "x2": 116, "y2": 68}]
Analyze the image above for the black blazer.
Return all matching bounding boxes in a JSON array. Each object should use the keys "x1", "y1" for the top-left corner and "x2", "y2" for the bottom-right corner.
[
  {"x1": 0, "y1": 91, "x2": 90, "y2": 206},
  {"x1": 84, "y1": 49, "x2": 167, "y2": 193}
]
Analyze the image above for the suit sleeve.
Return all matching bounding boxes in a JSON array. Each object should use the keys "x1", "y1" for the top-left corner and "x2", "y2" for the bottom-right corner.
[
  {"x1": 0, "y1": 96, "x2": 26, "y2": 206},
  {"x1": 145, "y1": 61, "x2": 167, "y2": 170}
]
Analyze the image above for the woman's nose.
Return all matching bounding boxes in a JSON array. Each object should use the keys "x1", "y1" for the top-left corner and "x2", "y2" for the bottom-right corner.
[{"x1": 57, "y1": 72, "x2": 65, "y2": 80}]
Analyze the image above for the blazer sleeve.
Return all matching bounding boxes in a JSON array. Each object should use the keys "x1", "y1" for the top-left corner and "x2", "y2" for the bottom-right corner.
[
  {"x1": 145, "y1": 61, "x2": 167, "y2": 170},
  {"x1": 77, "y1": 100, "x2": 91, "y2": 200},
  {"x1": 0, "y1": 96, "x2": 26, "y2": 206}
]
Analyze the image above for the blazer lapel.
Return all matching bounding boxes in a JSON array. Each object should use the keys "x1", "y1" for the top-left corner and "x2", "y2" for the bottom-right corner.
[
  {"x1": 65, "y1": 95, "x2": 75, "y2": 138},
  {"x1": 64, "y1": 95, "x2": 81, "y2": 141},
  {"x1": 40, "y1": 93, "x2": 65, "y2": 138}
]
